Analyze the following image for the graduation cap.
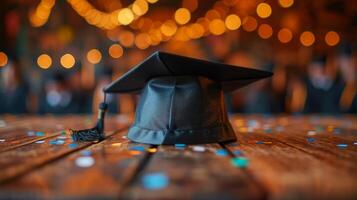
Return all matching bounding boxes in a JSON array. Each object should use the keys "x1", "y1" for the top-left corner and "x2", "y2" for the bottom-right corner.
[{"x1": 71, "y1": 51, "x2": 272, "y2": 144}]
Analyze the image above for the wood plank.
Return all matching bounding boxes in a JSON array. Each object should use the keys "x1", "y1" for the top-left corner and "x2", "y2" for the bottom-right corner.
[
  {"x1": 227, "y1": 115, "x2": 357, "y2": 200},
  {"x1": 122, "y1": 144, "x2": 264, "y2": 200},
  {"x1": 0, "y1": 130, "x2": 153, "y2": 199}
]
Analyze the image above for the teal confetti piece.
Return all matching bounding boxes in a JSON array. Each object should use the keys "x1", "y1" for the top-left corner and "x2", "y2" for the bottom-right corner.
[
  {"x1": 215, "y1": 149, "x2": 228, "y2": 156},
  {"x1": 141, "y1": 172, "x2": 169, "y2": 190},
  {"x1": 68, "y1": 143, "x2": 78, "y2": 149},
  {"x1": 336, "y1": 144, "x2": 348, "y2": 149},
  {"x1": 36, "y1": 132, "x2": 45, "y2": 137},
  {"x1": 130, "y1": 146, "x2": 146, "y2": 152},
  {"x1": 231, "y1": 157, "x2": 249, "y2": 168}
]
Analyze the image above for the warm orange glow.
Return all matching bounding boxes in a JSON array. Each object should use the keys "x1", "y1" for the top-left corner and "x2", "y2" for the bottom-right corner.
[
  {"x1": 258, "y1": 24, "x2": 273, "y2": 39},
  {"x1": 146, "y1": 0, "x2": 158, "y2": 3},
  {"x1": 300, "y1": 31, "x2": 315, "y2": 46},
  {"x1": 29, "y1": 0, "x2": 55, "y2": 27},
  {"x1": 279, "y1": 0, "x2": 294, "y2": 8},
  {"x1": 135, "y1": 33, "x2": 151, "y2": 49},
  {"x1": 209, "y1": 19, "x2": 226, "y2": 35},
  {"x1": 118, "y1": 8, "x2": 134, "y2": 25},
  {"x1": 186, "y1": 23, "x2": 205, "y2": 39},
  {"x1": 60, "y1": 53, "x2": 75, "y2": 69},
  {"x1": 174, "y1": 8, "x2": 191, "y2": 25},
  {"x1": 205, "y1": 9, "x2": 221, "y2": 20},
  {"x1": 87, "y1": 49, "x2": 102, "y2": 64},
  {"x1": 160, "y1": 20, "x2": 177, "y2": 37},
  {"x1": 256, "y1": 3, "x2": 272, "y2": 19},
  {"x1": 108, "y1": 44, "x2": 123, "y2": 58},
  {"x1": 225, "y1": 14, "x2": 241, "y2": 30},
  {"x1": 0, "y1": 52, "x2": 8, "y2": 67},
  {"x1": 242, "y1": 16, "x2": 257, "y2": 32},
  {"x1": 118, "y1": 31, "x2": 135, "y2": 47},
  {"x1": 325, "y1": 31, "x2": 340, "y2": 46},
  {"x1": 278, "y1": 28, "x2": 293, "y2": 43},
  {"x1": 183, "y1": 0, "x2": 198, "y2": 12},
  {"x1": 132, "y1": 0, "x2": 148, "y2": 16},
  {"x1": 37, "y1": 54, "x2": 52, "y2": 69}
]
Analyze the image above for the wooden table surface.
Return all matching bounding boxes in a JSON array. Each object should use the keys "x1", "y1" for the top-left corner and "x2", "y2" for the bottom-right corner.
[{"x1": 0, "y1": 114, "x2": 356, "y2": 200}]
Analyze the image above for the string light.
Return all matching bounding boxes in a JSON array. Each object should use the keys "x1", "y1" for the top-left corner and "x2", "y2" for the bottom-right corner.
[
  {"x1": 225, "y1": 14, "x2": 241, "y2": 30},
  {"x1": 325, "y1": 31, "x2": 340, "y2": 46},
  {"x1": 183, "y1": 0, "x2": 198, "y2": 12},
  {"x1": 279, "y1": 0, "x2": 294, "y2": 8},
  {"x1": 242, "y1": 16, "x2": 258, "y2": 32},
  {"x1": 87, "y1": 49, "x2": 102, "y2": 64},
  {"x1": 108, "y1": 44, "x2": 123, "y2": 58},
  {"x1": 118, "y1": 8, "x2": 134, "y2": 25},
  {"x1": 278, "y1": 28, "x2": 293, "y2": 43},
  {"x1": 209, "y1": 19, "x2": 226, "y2": 35},
  {"x1": 0, "y1": 52, "x2": 8, "y2": 67},
  {"x1": 174, "y1": 8, "x2": 191, "y2": 25},
  {"x1": 160, "y1": 20, "x2": 177, "y2": 37},
  {"x1": 258, "y1": 24, "x2": 273, "y2": 39},
  {"x1": 132, "y1": 0, "x2": 149, "y2": 16},
  {"x1": 29, "y1": 0, "x2": 56, "y2": 27},
  {"x1": 118, "y1": 30, "x2": 135, "y2": 47},
  {"x1": 60, "y1": 53, "x2": 75, "y2": 69},
  {"x1": 37, "y1": 54, "x2": 52, "y2": 69},
  {"x1": 135, "y1": 33, "x2": 151, "y2": 49},
  {"x1": 256, "y1": 3, "x2": 272, "y2": 19},
  {"x1": 300, "y1": 31, "x2": 315, "y2": 46}
]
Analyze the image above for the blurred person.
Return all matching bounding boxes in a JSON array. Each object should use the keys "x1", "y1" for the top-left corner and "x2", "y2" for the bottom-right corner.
[
  {"x1": 0, "y1": 59, "x2": 29, "y2": 114},
  {"x1": 304, "y1": 55, "x2": 344, "y2": 114},
  {"x1": 38, "y1": 73, "x2": 78, "y2": 114}
]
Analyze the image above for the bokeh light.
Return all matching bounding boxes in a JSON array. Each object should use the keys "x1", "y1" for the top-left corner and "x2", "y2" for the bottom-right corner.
[
  {"x1": 160, "y1": 20, "x2": 177, "y2": 37},
  {"x1": 209, "y1": 19, "x2": 226, "y2": 35},
  {"x1": 37, "y1": 54, "x2": 52, "y2": 69},
  {"x1": 108, "y1": 44, "x2": 123, "y2": 58},
  {"x1": 135, "y1": 33, "x2": 151, "y2": 49},
  {"x1": 279, "y1": 0, "x2": 294, "y2": 8},
  {"x1": 132, "y1": 0, "x2": 148, "y2": 16},
  {"x1": 118, "y1": 8, "x2": 134, "y2": 25},
  {"x1": 87, "y1": 49, "x2": 102, "y2": 64},
  {"x1": 258, "y1": 24, "x2": 273, "y2": 39},
  {"x1": 278, "y1": 28, "x2": 293, "y2": 43},
  {"x1": 174, "y1": 8, "x2": 191, "y2": 25},
  {"x1": 300, "y1": 31, "x2": 315, "y2": 46},
  {"x1": 225, "y1": 14, "x2": 241, "y2": 30},
  {"x1": 118, "y1": 31, "x2": 135, "y2": 47},
  {"x1": 256, "y1": 3, "x2": 272, "y2": 19},
  {"x1": 325, "y1": 31, "x2": 340, "y2": 46},
  {"x1": 242, "y1": 16, "x2": 258, "y2": 32},
  {"x1": 0, "y1": 52, "x2": 8, "y2": 67},
  {"x1": 60, "y1": 53, "x2": 75, "y2": 69},
  {"x1": 146, "y1": 0, "x2": 158, "y2": 3}
]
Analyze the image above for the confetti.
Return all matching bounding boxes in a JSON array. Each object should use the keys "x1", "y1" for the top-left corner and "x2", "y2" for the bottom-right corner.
[
  {"x1": 141, "y1": 172, "x2": 169, "y2": 190},
  {"x1": 80, "y1": 150, "x2": 92, "y2": 156},
  {"x1": 336, "y1": 144, "x2": 348, "y2": 149},
  {"x1": 122, "y1": 135, "x2": 127, "y2": 139},
  {"x1": 35, "y1": 132, "x2": 45, "y2": 137},
  {"x1": 175, "y1": 144, "x2": 186, "y2": 148},
  {"x1": 256, "y1": 141, "x2": 264, "y2": 144},
  {"x1": 332, "y1": 128, "x2": 341, "y2": 135},
  {"x1": 35, "y1": 140, "x2": 45, "y2": 144},
  {"x1": 27, "y1": 131, "x2": 35, "y2": 136},
  {"x1": 233, "y1": 150, "x2": 243, "y2": 156},
  {"x1": 192, "y1": 146, "x2": 206, "y2": 152},
  {"x1": 61, "y1": 130, "x2": 66, "y2": 135},
  {"x1": 129, "y1": 150, "x2": 142, "y2": 155},
  {"x1": 112, "y1": 143, "x2": 122, "y2": 147},
  {"x1": 306, "y1": 138, "x2": 316, "y2": 143},
  {"x1": 228, "y1": 143, "x2": 238, "y2": 147},
  {"x1": 307, "y1": 130, "x2": 316, "y2": 136},
  {"x1": 0, "y1": 120, "x2": 6, "y2": 127},
  {"x1": 0, "y1": 139, "x2": 5, "y2": 142},
  {"x1": 231, "y1": 157, "x2": 249, "y2": 168},
  {"x1": 353, "y1": 142, "x2": 357, "y2": 146},
  {"x1": 147, "y1": 147, "x2": 157, "y2": 153},
  {"x1": 57, "y1": 135, "x2": 67, "y2": 139},
  {"x1": 75, "y1": 156, "x2": 95, "y2": 168},
  {"x1": 215, "y1": 149, "x2": 228, "y2": 156},
  {"x1": 68, "y1": 143, "x2": 78, "y2": 149},
  {"x1": 130, "y1": 146, "x2": 146, "y2": 152}
]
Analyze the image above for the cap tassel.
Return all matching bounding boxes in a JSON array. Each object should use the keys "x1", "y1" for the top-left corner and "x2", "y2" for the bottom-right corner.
[{"x1": 71, "y1": 94, "x2": 108, "y2": 142}]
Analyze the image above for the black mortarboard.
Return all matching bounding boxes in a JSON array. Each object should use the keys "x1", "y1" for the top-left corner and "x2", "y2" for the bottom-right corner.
[{"x1": 71, "y1": 51, "x2": 272, "y2": 144}]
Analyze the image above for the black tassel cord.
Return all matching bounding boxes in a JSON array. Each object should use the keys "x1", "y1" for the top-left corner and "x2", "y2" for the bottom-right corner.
[{"x1": 71, "y1": 93, "x2": 108, "y2": 142}]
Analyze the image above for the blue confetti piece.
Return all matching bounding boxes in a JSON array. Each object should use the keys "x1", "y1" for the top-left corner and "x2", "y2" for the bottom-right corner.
[
  {"x1": 228, "y1": 143, "x2": 238, "y2": 147},
  {"x1": 129, "y1": 146, "x2": 146, "y2": 152},
  {"x1": 215, "y1": 149, "x2": 228, "y2": 156},
  {"x1": 36, "y1": 132, "x2": 45, "y2": 137},
  {"x1": 56, "y1": 139, "x2": 65, "y2": 145},
  {"x1": 175, "y1": 144, "x2": 186, "y2": 148},
  {"x1": 306, "y1": 138, "x2": 316, "y2": 143},
  {"x1": 336, "y1": 144, "x2": 348, "y2": 149},
  {"x1": 142, "y1": 172, "x2": 169, "y2": 190},
  {"x1": 233, "y1": 150, "x2": 243, "y2": 156},
  {"x1": 68, "y1": 143, "x2": 78, "y2": 149},
  {"x1": 49, "y1": 140, "x2": 58, "y2": 145},
  {"x1": 80, "y1": 150, "x2": 92, "y2": 156},
  {"x1": 332, "y1": 128, "x2": 341, "y2": 135},
  {"x1": 27, "y1": 131, "x2": 35, "y2": 136},
  {"x1": 231, "y1": 157, "x2": 249, "y2": 168},
  {"x1": 256, "y1": 141, "x2": 264, "y2": 144}
]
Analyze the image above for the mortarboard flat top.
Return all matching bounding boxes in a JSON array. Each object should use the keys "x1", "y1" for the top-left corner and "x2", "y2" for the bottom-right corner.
[{"x1": 104, "y1": 51, "x2": 272, "y2": 93}]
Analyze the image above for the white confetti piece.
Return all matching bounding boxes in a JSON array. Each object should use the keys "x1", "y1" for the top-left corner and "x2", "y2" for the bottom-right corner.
[
  {"x1": 0, "y1": 139, "x2": 5, "y2": 142},
  {"x1": 75, "y1": 156, "x2": 95, "y2": 168},
  {"x1": 192, "y1": 146, "x2": 206, "y2": 152},
  {"x1": 35, "y1": 140, "x2": 45, "y2": 144}
]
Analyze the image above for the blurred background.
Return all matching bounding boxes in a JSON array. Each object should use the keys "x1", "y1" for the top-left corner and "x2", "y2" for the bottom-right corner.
[{"x1": 0, "y1": 0, "x2": 356, "y2": 115}]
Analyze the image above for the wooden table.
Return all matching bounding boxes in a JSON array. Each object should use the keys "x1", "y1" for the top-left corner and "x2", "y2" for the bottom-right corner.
[{"x1": 0, "y1": 115, "x2": 356, "y2": 200}]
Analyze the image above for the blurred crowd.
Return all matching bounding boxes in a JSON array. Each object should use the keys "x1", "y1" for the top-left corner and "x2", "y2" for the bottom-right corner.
[{"x1": 0, "y1": 43, "x2": 356, "y2": 115}]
